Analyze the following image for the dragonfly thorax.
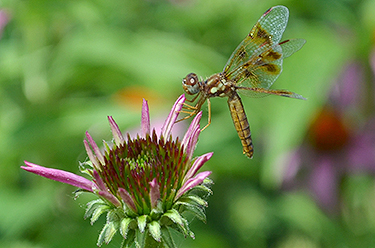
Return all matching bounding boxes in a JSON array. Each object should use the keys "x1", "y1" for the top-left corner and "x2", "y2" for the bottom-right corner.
[
  {"x1": 182, "y1": 73, "x2": 200, "y2": 95},
  {"x1": 204, "y1": 73, "x2": 232, "y2": 98}
]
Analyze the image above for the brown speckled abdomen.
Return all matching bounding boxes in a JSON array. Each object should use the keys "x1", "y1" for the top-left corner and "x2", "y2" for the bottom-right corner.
[{"x1": 227, "y1": 92, "x2": 253, "y2": 158}]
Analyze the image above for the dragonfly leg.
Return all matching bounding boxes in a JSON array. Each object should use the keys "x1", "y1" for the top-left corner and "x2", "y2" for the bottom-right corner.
[
  {"x1": 175, "y1": 110, "x2": 198, "y2": 122},
  {"x1": 185, "y1": 93, "x2": 200, "y2": 103},
  {"x1": 175, "y1": 94, "x2": 208, "y2": 126},
  {"x1": 201, "y1": 98, "x2": 211, "y2": 131},
  {"x1": 176, "y1": 103, "x2": 199, "y2": 123},
  {"x1": 181, "y1": 102, "x2": 198, "y2": 110}
]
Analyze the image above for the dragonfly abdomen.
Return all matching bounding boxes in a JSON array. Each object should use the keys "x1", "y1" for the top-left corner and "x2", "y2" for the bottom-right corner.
[{"x1": 227, "y1": 92, "x2": 254, "y2": 158}]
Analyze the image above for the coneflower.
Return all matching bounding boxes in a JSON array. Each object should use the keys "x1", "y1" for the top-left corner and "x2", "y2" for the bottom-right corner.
[{"x1": 22, "y1": 95, "x2": 213, "y2": 247}]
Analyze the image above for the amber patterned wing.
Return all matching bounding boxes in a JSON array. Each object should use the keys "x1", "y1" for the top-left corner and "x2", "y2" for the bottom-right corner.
[
  {"x1": 223, "y1": 6, "x2": 305, "y2": 96},
  {"x1": 223, "y1": 6, "x2": 289, "y2": 76}
]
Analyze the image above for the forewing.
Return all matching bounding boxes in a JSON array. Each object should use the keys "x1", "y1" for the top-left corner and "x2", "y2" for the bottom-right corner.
[
  {"x1": 257, "y1": 5, "x2": 289, "y2": 44},
  {"x1": 226, "y1": 39, "x2": 306, "y2": 100},
  {"x1": 235, "y1": 38, "x2": 306, "y2": 92},
  {"x1": 229, "y1": 43, "x2": 283, "y2": 92},
  {"x1": 279, "y1": 38, "x2": 306, "y2": 58},
  {"x1": 223, "y1": 6, "x2": 289, "y2": 74}
]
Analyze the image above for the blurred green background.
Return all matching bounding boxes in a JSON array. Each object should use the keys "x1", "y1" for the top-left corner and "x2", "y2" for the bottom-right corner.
[{"x1": 1, "y1": 0, "x2": 375, "y2": 247}]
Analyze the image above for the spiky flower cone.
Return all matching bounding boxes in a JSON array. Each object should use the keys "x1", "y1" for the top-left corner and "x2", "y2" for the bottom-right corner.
[{"x1": 22, "y1": 95, "x2": 213, "y2": 248}]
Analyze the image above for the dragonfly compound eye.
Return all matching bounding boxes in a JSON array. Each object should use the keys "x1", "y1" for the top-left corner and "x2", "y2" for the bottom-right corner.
[{"x1": 182, "y1": 73, "x2": 200, "y2": 95}]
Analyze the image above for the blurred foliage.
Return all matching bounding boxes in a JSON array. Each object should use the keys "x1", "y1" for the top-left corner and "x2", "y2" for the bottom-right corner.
[{"x1": 1, "y1": 0, "x2": 375, "y2": 247}]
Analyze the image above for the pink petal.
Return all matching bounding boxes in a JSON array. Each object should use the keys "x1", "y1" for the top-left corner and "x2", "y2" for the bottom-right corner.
[
  {"x1": 84, "y1": 140, "x2": 101, "y2": 170},
  {"x1": 118, "y1": 187, "x2": 137, "y2": 212},
  {"x1": 181, "y1": 111, "x2": 202, "y2": 155},
  {"x1": 149, "y1": 178, "x2": 160, "y2": 209},
  {"x1": 98, "y1": 190, "x2": 121, "y2": 208},
  {"x1": 141, "y1": 99, "x2": 151, "y2": 137},
  {"x1": 183, "y1": 152, "x2": 213, "y2": 185},
  {"x1": 92, "y1": 170, "x2": 107, "y2": 192},
  {"x1": 161, "y1": 95, "x2": 185, "y2": 138},
  {"x1": 108, "y1": 116, "x2": 124, "y2": 145},
  {"x1": 85, "y1": 132, "x2": 105, "y2": 165},
  {"x1": 186, "y1": 126, "x2": 200, "y2": 159},
  {"x1": 21, "y1": 161, "x2": 95, "y2": 192},
  {"x1": 175, "y1": 171, "x2": 212, "y2": 200}
]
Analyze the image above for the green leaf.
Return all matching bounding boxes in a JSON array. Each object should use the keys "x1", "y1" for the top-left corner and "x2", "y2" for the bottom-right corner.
[
  {"x1": 148, "y1": 221, "x2": 161, "y2": 242},
  {"x1": 137, "y1": 215, "x2": 148, "y2": 233}
]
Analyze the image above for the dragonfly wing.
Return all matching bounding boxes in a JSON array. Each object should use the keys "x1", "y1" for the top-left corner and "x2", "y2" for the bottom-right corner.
[
  {"x1": 233, "y1": 44, "x2": 283, "y2": 88},
  {"x1": 229, "y1": 38, "x2": 306, "y2": 97},
  {"x1": 280, "y1": 38, "x2": 306, "y2": 58},
  {"x1": 223, "y1": 6, "x2": 289, "y2": 74},
  {"x1": 237, "y1": 87, "x2": 306, "y2": 100},
  {"x1": 255, "y1": 5, "x2": 289, "y2": 44}
]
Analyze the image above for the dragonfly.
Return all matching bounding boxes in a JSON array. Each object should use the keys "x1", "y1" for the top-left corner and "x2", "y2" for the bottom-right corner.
[{"x1": 180, "y1": 5, "x2": 306, "y2": 159}]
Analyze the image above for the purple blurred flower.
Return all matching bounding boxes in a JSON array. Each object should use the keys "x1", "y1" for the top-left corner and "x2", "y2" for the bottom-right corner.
[
  {"x1": 22, "y1": 95, "x2": 213, "y2": 247},
  {"x1": 0, "y1": 10, "x2": 9, "y2": 38},
  {"x1": 282, "y1": 61, "x2": 375, "y2": 213}
]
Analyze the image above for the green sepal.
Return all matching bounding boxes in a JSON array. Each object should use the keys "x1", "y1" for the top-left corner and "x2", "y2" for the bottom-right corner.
[
  {"x1": 137, "y1": 215, "x2": 148, "y2": 233},
  {"x1": 162, "y1": 209, "x2": 184, "y2": 226},
  {"x1": 175, "y1": 200, "x2": 206, "y2": 223},
  {"x1": 178, "y1": 195, "x2": 208, "y2": 207},
  {"x1": 203, "y1": 177, "x2": 213, "y2": 185},
  {"x1": 160, "y1": 226, "x2": 177, "y2": 248},
  {"x1": 78, "y1": 161, "x2": 94, "y2": 176},
  {"x1": 107, "y1": 208, "x2": 123, "y2": 223},
  {"x1": 148, "y1": 221, "x2": 161, "y2": 242},
  {"x1": 97, "y1": 222, "x2": 117, "y2": 246},
  {"x1": 189, "y1": 184, "x2": 213, "y2": 197},
  {"x1": 161, "y1": 209, "x2": 188, "y2": 237},
  {"x1": 73, "y1": 188, "x2": 93, "y2": 198},
  {"x1": 85, "y1": 199, "x2": 106, "y2": 219},
  {"x1": 120, "y1": 217, "x2": 133, "y2": 239},
  {"x1": 150, "y1": 200, "x2": 164, "y2": 220},
  {"x1": 180, "y1": 216, "x2": 195, "y2": 239},
  {"x1": 90, "y1": 204, "x2": 110, "y2": 225}
]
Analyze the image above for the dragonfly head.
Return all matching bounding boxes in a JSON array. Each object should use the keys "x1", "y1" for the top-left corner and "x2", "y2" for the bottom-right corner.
[{"x1": 182, "y1": 73, "x2": 200, "y2": 95}]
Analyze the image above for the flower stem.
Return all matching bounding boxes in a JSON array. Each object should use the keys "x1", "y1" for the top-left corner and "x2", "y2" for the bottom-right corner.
[{"x1": 144, "y1": 233, "x2": 164, "y2": 248}]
